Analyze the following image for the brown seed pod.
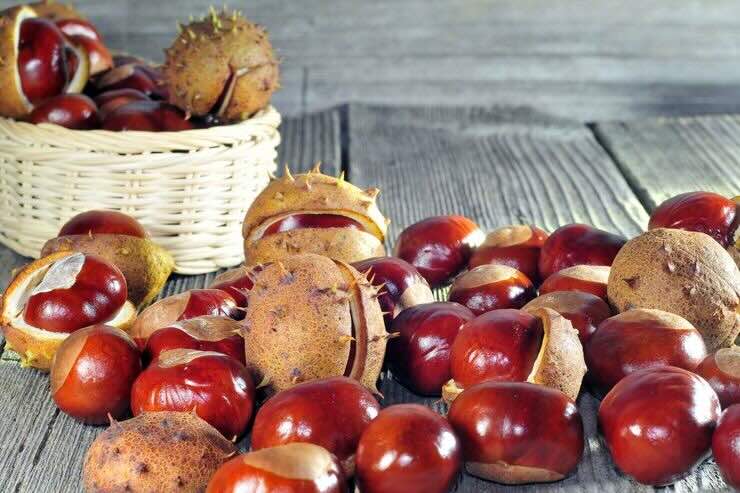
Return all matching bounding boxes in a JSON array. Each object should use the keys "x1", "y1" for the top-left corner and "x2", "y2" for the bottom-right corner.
[
  {"x1": 83, "y1": 411, "x2": 237, "y2": 493},
  {"x1": 244, "y1": 254, "x2": 386, "y2": 394},
  {"x1": 0, "y1": 252, "x2": 136, "y2": 370},
  {"x1": 0, "y1": 6, "x2": 38, "y2": 118},
  {"x1": 608, "y1": 228, "x2": 740, "y2": 351},
  {"x1": 242, "y1": 166, "x2": 388, "y2": 265},
  {"x1": 41, "y1": 219, "x2": 174, "y2": 308},
  {"x1": 162, "y1": 8, "x2": 279, "y2": 120}
]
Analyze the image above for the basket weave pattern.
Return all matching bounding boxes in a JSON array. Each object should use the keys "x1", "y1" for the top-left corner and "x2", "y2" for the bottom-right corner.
[{"x1": 0, "y1": 106, "x2": 281, "y2": 275}]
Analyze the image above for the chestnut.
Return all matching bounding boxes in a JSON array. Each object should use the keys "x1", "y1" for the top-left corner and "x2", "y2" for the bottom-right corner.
[
  {"x1": 55, "y1": 18, "x2": 101, "y2": 41},
  {"x1": 538, "y1": 264, "x2": 610, "y2": 300},
  {"x1": 207, "y1": 443, "x2": 347, "y2": 493},
  {"x1": 96, "y1": 62, "x2": 168, "y2": 99},
  {"x1": 144, "y1": 316, "x2": 245, "y2": 364},
  {"x1": 352, "y1": 256, "x2": 434, "y2": 327},
  {"x1": 355, "y1": 404, "x2": 461, "y2": 493},
  {"x1": 599, "y1": 366, "x2": 721, "y2": 485},
  {"x1": 649, "y1": 191, "x2": 738, "y2": 248},
  {"x1": 448, "y1": 381, "x2": 583, "y2": 484},
  {"x1": 523, "y1": 291, "x2": 611, "y2": 344},
  {"x1": 131, "y1": 288, "x2": 240, "y2": 348},
  {"x1": 0, "y1": 251, "x2": 136, "y2": 369},
  {"x1": 394, "y1": 215, "x2": 484, "y2": 287},
  {"x1": 387, "y1": 302, "x2": 474, "y2": 395},
  {"x1": 585, "y1": 308, "x2": 707, "y2": 394},
  {"x1": 538, "y1": 223, "x2": 626, "y2": 280},
  {"x1": 28, "y1": 94, "x2": 99, "y2": 129},
  {"x1": 209, "y1": 264, "x2": 265, "y2": 307},
  {"x1": 58, "y1": 18, "x2": 112, "y2": 75},
  {"x1": 444, "y1": 307, "x2": 585, "y2": 402},
  {"x1": 251, "y1": 376, "x2": 380, "y2": 475},
  {"x1": 695, "y1": 346, "x2": 740, "y2": 408},
  {"x1": 243, "y1": 165, "x2": 388, "y2": 265},
  {"x1": 50, "y1": 324, "x2": 141, "y2": 424},
  {"x1": 94, "y1": 88, "x2": 149, "y2": 118},
  {"x1": 131, "y1": 348, "x2": 255, "y2": 439},
  {"x1": 468, "y1": 224, "x2": 548, "y2": 284},
  {"x1": 102, "y1": 100, "x2": 195, "y2": 132},
  {"x1": 42, "y1": 209, "x2": 175, "y2": 308},
  {"x1": 712, "y1": 404, "x2": 740, "y2": 489},
  {"x1": 17, "y1": 17, "x2": 68, "y2": 104},
  {"x1": 448, "y1": 264, "x2": 536, "y2": 315}
]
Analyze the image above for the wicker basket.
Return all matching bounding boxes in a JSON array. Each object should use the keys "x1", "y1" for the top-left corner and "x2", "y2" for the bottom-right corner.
[{"x1": 0, "y1": 105, "x2": 281, "y2": 275}]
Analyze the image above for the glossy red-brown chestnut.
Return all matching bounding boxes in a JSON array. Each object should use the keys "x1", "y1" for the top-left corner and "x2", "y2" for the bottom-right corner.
[
  {"x1": 394, "y1": 215, "x2": 484, "y2": 287},
  {"x1": 206, "y1": 443, "x2": 348, "y2": 493},
  {"x1": 352, "y1": 256, "x2": 434, "y2": 327},
  {"x1": 23, "y1": 253, "x2": 127, "y2": 333},
  {"x1": 55, "y1": 18, "x2": 101, "y2": 41},
  {"x1": 94, "y1": 89, "x2": 149, "y2": 118},
  {"x1": 50, "y1": 324, "x2": 141, "y2": 424},
  {"x1": 538, "y1": 224, "x2": 626, "y2": 280},
  {"x1": 264, "y1": 213, "x2": 364, "y2": 235},
  {"x1": 18, "y1": 18, "x2": 68, "y2": 104},
  {"x1": 448, "y1": 264, "x2": 536, "y2": 315},
  {"x1": 387, "y1": 302, "x2": 475, "y2": 395},
  {"x1": 523, "y1": 291, "x2": 611, "y2": 344},
  {"x1": 144, "y1": 316, "x2": 245, "y2": 365},
  {"x1": 130, "y1": 288, "x2": 240, "y2": 348},
  {"x1": 251, "y1": 376, "x2": 379, "y2": 475},
  {"x1": 599, "y1": 366, "x2": 721, "y2": 486},
  {"x1": 695, "y1": 347, "x2": 740, "y2": 408},
  {"x1": 102, "y1": 101, "x2": 194, "y2": 132},
  {"x1": 649, "y1": 191, "x2": 739, "y2": 248},
  {"x1": 585, "y1": 309, "x2": 707, "y2": 394},
  {"x1": 539, "y1": 265, "x2": 610, "y2": 300},
  {"x1": 448, "y1": 381, "x2": 583, "y2": 484},
  {"x1": 468, "y1": 225, "x2": 548, "y2": 284},
  {"x1": 355, "y1": 404, "x2": 461, "y2": 493},
  {"x1": 209, "y1": 264, "x2": 266, "y2": 308},
  {"x1": 96, "y1": 63, "x2": 168, "y2": 99},
  {"x1": 131, "y1": 349, "x2": 255, "y2": 439},
  {"x1": 57, "y1": 209, "x2": 148, "y2": 238},
  {"x1": 28, "y1": 94, "x2": 99, "y2": 129},
  {"x1": 63, "y1": 34, "x2": 112, "y2": 75},
  {"x1": 712, "y1": 404, "x2": 740, "y2": 489}
]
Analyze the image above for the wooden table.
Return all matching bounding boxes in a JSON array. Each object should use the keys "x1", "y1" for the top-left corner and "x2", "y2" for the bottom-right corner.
[{"x1": 0, "y1": 104, "x2": 738, "y2": 492}]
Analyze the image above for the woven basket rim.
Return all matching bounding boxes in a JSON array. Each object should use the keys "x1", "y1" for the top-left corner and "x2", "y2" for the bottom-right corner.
[{"x1": 0, "y1": 105, "x2": 281, "y2": 153}]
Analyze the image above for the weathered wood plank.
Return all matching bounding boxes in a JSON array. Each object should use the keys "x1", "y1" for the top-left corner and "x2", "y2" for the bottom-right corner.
[{"x1": 594, "y1": 116, "x2": 740, "y2": 212}]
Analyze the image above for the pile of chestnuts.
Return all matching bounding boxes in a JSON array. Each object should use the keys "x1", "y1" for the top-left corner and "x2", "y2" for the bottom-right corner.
[
  {"x1": 1, "y1": 160, "x2": 739, "y2": 492},
  {"x1": 0, "y1": 2, "x2": 279, "y2": 131}
]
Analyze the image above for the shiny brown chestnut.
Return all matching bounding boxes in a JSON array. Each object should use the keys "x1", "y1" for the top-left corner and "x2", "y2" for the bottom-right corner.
[
  {"x1": 58, "y1": 209, "x2": 147, "y2": 238},
  {"x1": 712, "y1": 404, "x2": 740, "y2": 489},
  {"x1": 448, "y1": 264, "x2": 536, "y2": 315},
  {"x1": 444, "y1": 307, "x2": 585, "y2": 402},
  {"x1": 55, "y1": 18, "x2": 101, "y2": 41},
  {"x1": 96, "y1": 62, "x2": 168, "y2": 99},
  {"x1": 131, "y1": 349, "x2": 255, "y2": 439},
  {"x1": 394, "y1": 215, "x2": 484, "y2": 287},
  {"x1": 355, "y1": 404, "x2": 461, "y2": 493},
  {"x1": 130, "y1": 289, "x2": 240, "y2": 348},
  {"x1": 144, "y1": 316, "x2": 245, "y2": 365},
  {"x1": 50, "y1": 324, "x2": 141, "y2": 424},
  {"x1": 18, "y1": 17, "x2": 68, "y2": 104},
  {"x1": 538, "y1": 224, "x2": 626, "y2": 280},
  {"x1": 251, "y1": 376, "x2": 379, "y2": 475},
  {"x1": 102, "y1": 100, "x2": 194, "y2": 132},
  {"x1": 649, "y1": 191, "x2": 738, "y2": 248},
  {"x1": 352, "y1": 256, "x2": 434, "y2": 327},
  {"x1": 209, "y1": 264, "x2": 266, "y2": 308},
  {"x1": 523, "y1": 291, "x2": 611, "y2": 345},
  {"x1": 599, "y1": 366, "x2": 721, "y2": 486},
  {"x1": 206, "y1": 443, "x2": 348, "y2": 493},
  {"x1": 695, "y1": 347, "x2": 740, "y2": 408},
  {"x1": 28, "y1": 94, "x2": 99, "y2": 129},
  {"x1": 94, "y1": 88, "x2": 149, "y2": 118},
  {"x1": 468, "y1": 224, "x2": 548, "y2": 284},
  {"x1": 448, "y1": 381, "x2": 583, "y2": 484},
  {"x1": 64, "y1": 34, "x2": 111, "y2": 75},
  {"x1": 585, "y1": 309, "x2": 707, "y2": 394},
  {"x1": 539, "y1": 264, "x2": 610, "y2": 300},
  {"x1": 388, "y1": 302, "x2": 474, "y2": 396}
]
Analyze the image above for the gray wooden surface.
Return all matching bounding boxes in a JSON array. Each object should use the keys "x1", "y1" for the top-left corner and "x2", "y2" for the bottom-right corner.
[
  {"x1": 4, "y1": 0, "x2": 740, "y2": 121},
  {"x1": 0, "y1": 103, "x2": 736, "y2": 491}
]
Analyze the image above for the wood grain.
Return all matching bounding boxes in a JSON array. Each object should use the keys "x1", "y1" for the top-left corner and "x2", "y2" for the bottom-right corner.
[{"x1": 594, "y1": 116, "x2": 740, "y2": 212}]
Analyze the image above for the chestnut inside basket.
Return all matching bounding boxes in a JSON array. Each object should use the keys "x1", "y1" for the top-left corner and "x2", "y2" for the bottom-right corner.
[{"x1": 0, "y1": 105, "x2": 281, "y2": 274}]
